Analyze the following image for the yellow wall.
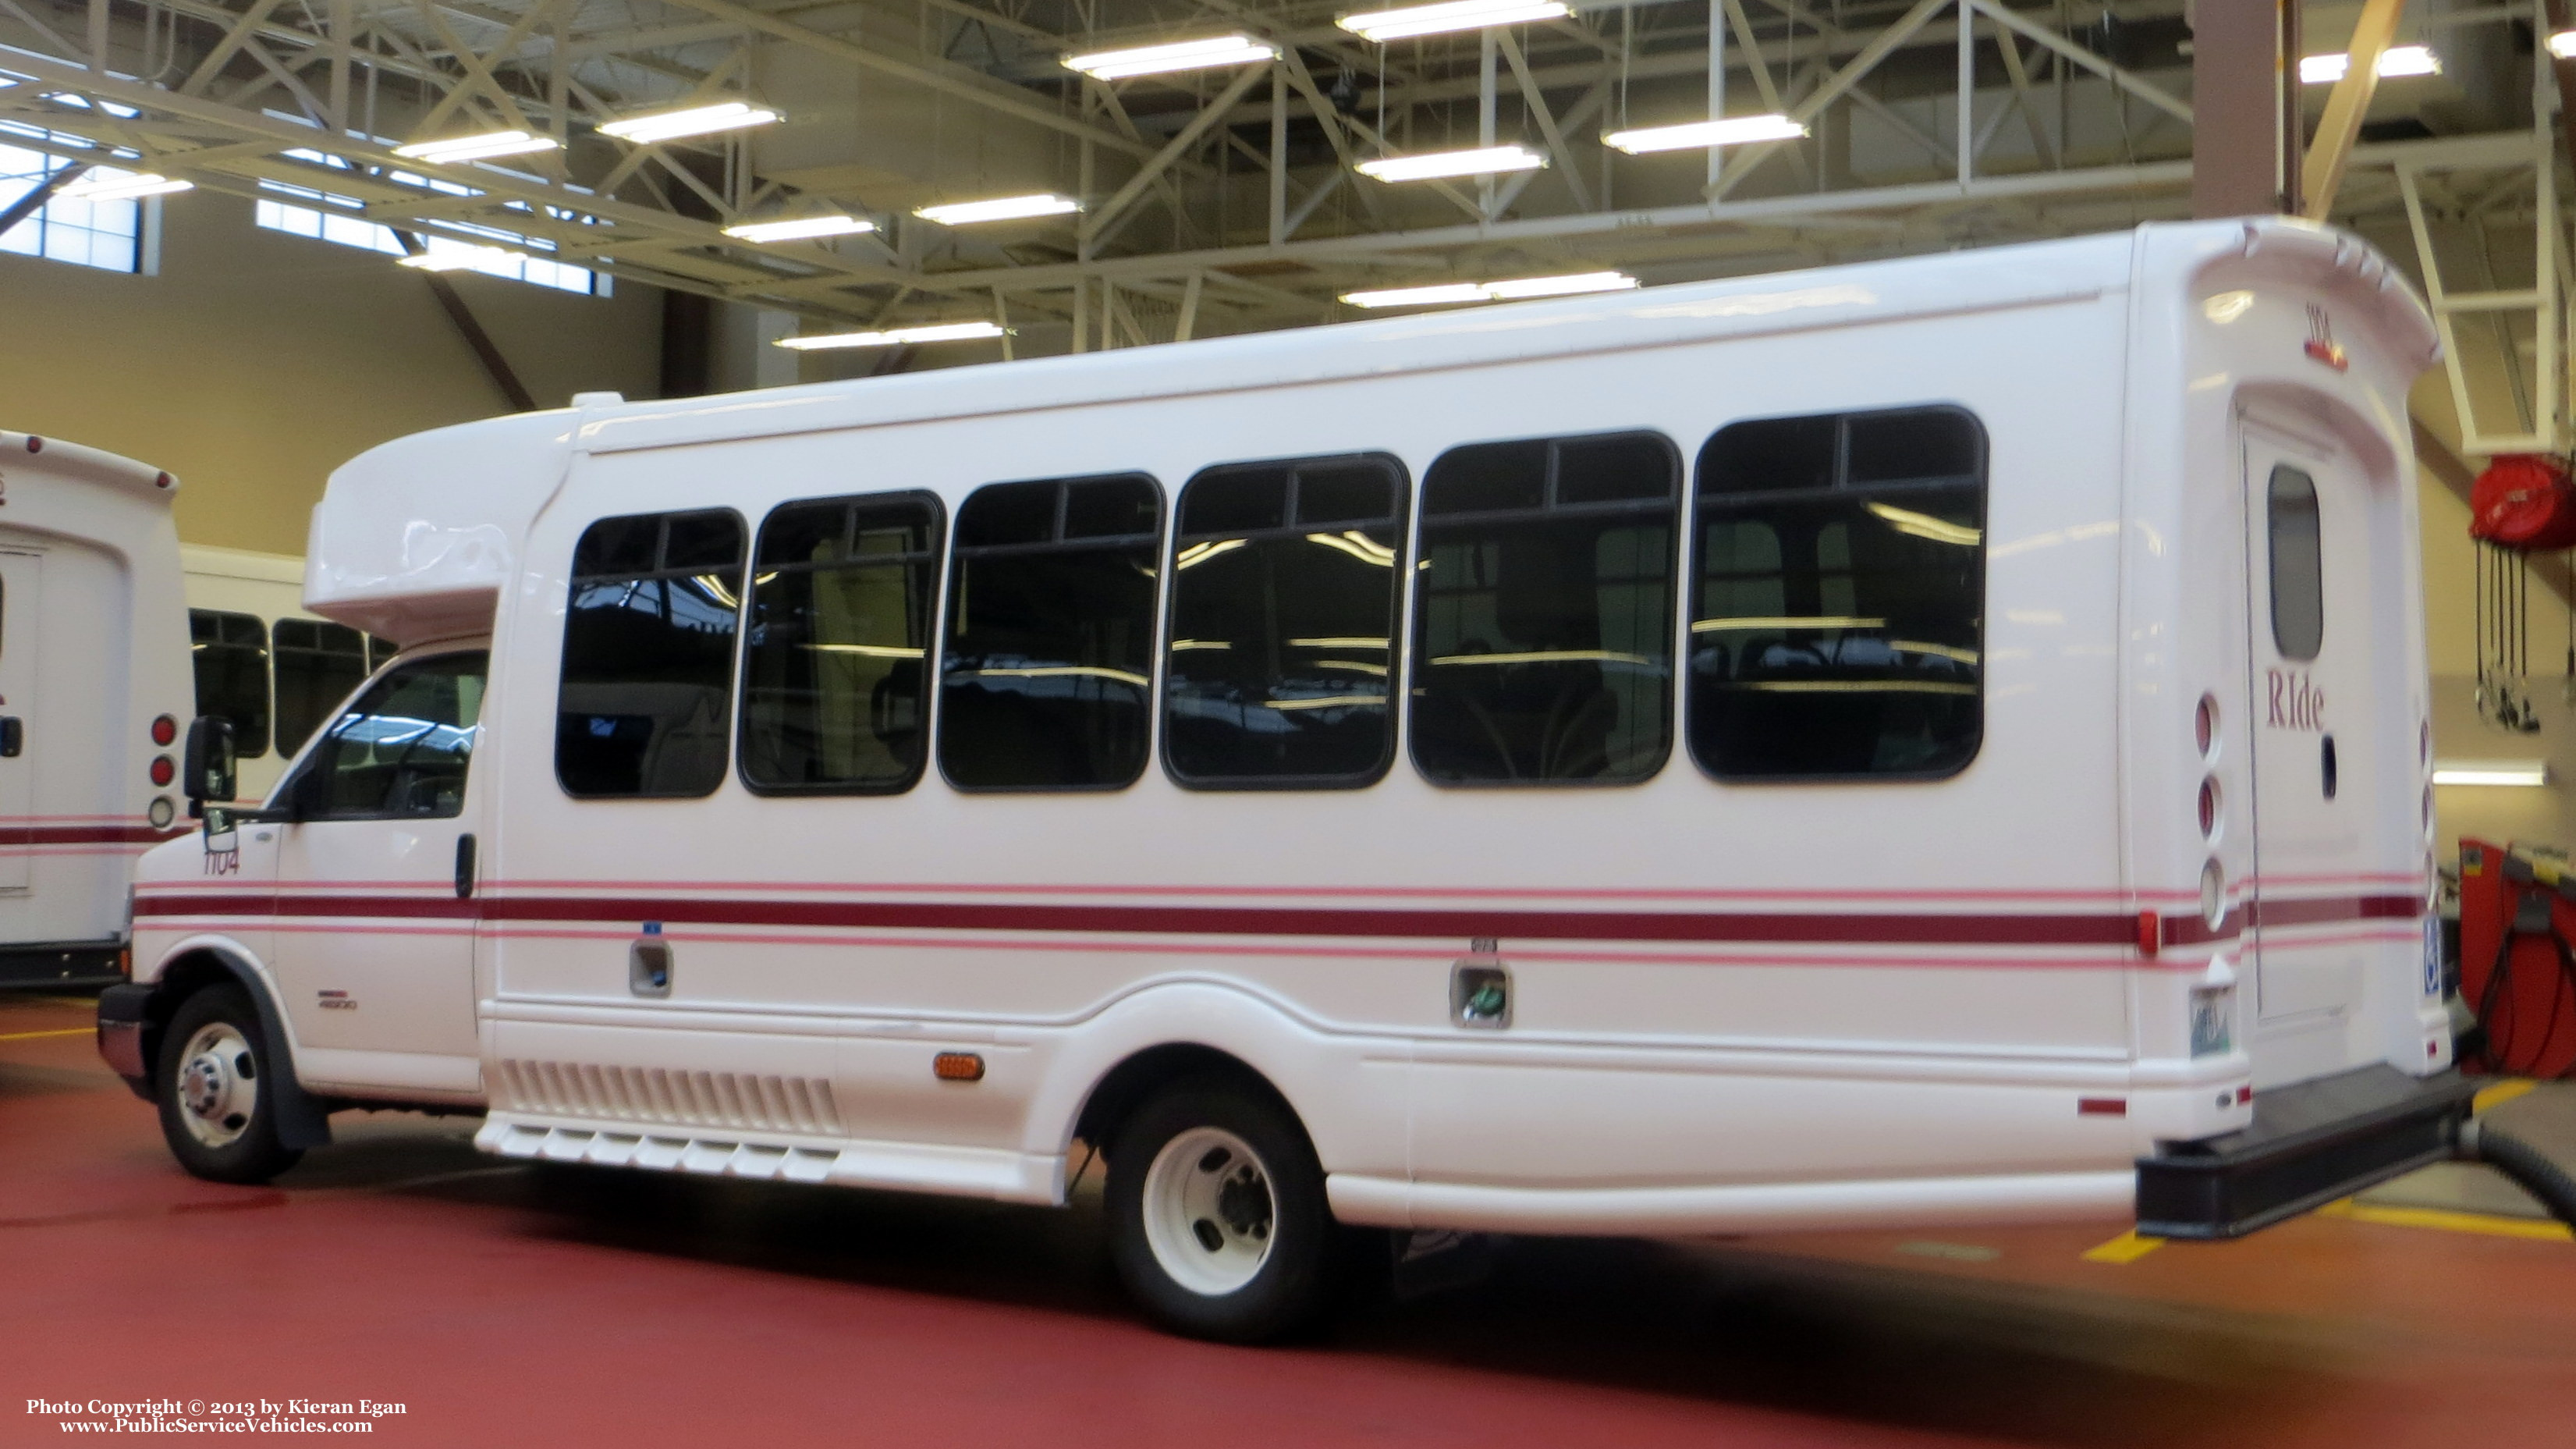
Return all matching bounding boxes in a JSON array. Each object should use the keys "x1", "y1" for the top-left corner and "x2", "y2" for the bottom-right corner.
[{"x1": 0, "y1": 188, "x2": 662, "y2": 555}]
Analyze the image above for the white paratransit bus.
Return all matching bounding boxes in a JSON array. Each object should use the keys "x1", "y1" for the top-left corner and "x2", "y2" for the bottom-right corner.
[
  {"x1": 0, "y1": 432, "x2": 193, "y2": 989},
  {"x1": 103, "y1": 216, "x2": 2478, "y2": 1341}
]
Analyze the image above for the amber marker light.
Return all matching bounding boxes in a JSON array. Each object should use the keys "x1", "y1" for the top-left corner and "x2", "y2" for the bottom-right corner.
[{"x1": 933, "y1": 1052, "x2": 987, "y2": 1082}]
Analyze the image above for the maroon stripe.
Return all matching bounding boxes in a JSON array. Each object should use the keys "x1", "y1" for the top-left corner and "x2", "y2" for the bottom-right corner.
[
  {"x1": 0, "y1": 824, "x2": 185, "y2": 847},
  {"x1": 2162, "y1": 892, "x2": 2421, "y2": 947},
  {"x1": 139, "y1": 890, "x2": 2133, "y2": 945},
  {"x1": 133, "y1": 889, "x2": 2423, "y2": 949}
]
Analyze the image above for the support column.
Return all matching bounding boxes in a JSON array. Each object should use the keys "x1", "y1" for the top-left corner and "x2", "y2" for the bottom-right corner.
[{"x1": 2190, "y1": 0, "x2": 2299, "y2": 216}]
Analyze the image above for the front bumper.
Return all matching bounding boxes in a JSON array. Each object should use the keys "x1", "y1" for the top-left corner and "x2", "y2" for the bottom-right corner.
[
  {"x1": 2135, "y1": 1064, "x2": 2479, "y2": 1238},
  {"x1": 94, "y1": 982, "x2": 154, "y2": 1096}
]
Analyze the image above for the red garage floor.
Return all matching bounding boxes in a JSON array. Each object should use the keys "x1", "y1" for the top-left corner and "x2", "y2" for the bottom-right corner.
[{"x1": 6, "y1": 993, "x2": 2575, "y2": 1448}]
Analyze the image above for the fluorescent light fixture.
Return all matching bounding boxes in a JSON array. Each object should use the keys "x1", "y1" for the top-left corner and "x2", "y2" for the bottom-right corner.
[
  {"x1": 775, "y1": 321, "x2": 1009, "y2": 350},
  {"x1": 1354, "y1": 144, "x2": 1544, "y2": 182},
  {"x1": 914, "y1": 193, "x2": 1082, "y2": 225},
  {"x1": 1063, "y1": 35, "x2": 1279, "y2": 81},
  {"x1": 1339, "y1": 0, "x2": 1570, "y2": 43},
  {"x1": 2432, "y1": 760, "x2": 2550, "y2": 787},
  {"x1": 1343, "y1": 271, "x2": 1636, "y2": 307},
  {"x1": 598, "y1": 101, "x2": 782, "y2": 144},
  {"x1": 2553, "y1": 29, "x2": 2576, "y2": 59},
  {"x1": 397, "y1": 243, "x2": 530, "y2": 272},
  {"x1": 1602, "y1": 112, "x2": 1807, "y2": 154},
  {"x1": 57, "y1": 170, "x2": 192, "y2": 201},
  {"x1": 392, "y1": 130, "x2": 562, "y2": 164},
  {"x1": 1480, "y1": 270, "x2": 1637, "y2": 299},
  {"x1": 2300, "y1": 44, "x2": 2439, "y2": 84},
  {"x1": 722, "y1": 214, "x2": 875, "y2": 243}
]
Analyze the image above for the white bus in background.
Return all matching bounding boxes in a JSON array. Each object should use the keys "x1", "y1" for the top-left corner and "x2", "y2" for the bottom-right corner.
[
  {"x1": 182, "y1": 545, "x2": 392, "y2": 800},
  {"x1": 0, "y1": 432, "x2": 193, "y2": 989},
  {"x1": 108, "y1": 219, "x2": 2489, "y2": 1341}
]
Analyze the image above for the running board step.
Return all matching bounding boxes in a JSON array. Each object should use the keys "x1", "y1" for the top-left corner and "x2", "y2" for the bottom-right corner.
[
  {"x1": 2134, "y1": 1064, "x2": 2479, "y2": 1238},
  {"x1": 472, "y1": 1115, "x2": 1058, "y2": 1202}
]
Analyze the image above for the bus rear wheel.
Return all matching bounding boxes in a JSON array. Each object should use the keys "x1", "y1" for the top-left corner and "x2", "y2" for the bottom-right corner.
[
  {"x1": 155, "y1": 984, "x2": 302, "y2": 1184},
  {"x1": 1106, "y1": 1077, "x2": 1335, "y2": 1343}
]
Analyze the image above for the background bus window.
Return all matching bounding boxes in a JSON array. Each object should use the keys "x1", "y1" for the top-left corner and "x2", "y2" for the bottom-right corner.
[
  {"x1": 1164, "y1": 455, "x2": 1406, "y2": 788},
  {"x1": 288, "y1": 652, "x2": 487, "y2": 819},
  {"x1": 271, "y1": 617, "x2": 371, "y2": 758},
  {"x1": 190, "y1": 608, "x2": 272, "y2": 759},
  {"x1": 741, "y1": 492, "x2": 942, "y2": 794},
  {"x1": 555, "y1": 510, "x2": 746, "y2": 798},
  {"x1": 1410, "y1": 432, "x2": 1680, "y2": 786},
  {"x1": 939, "y1": 474, "x2": 1160, "y2": 790},
  {"x1": 1687, "y1": 406, "x2": 1986, "y2": 780}
]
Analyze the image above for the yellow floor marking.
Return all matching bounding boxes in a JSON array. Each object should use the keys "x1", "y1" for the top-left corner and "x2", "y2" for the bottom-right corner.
[
  {"x1": 0, "y1": 1028, "x2": 91, "y2": 1042},
  {"x1": 2080, "y1": 1230, "x2": 2166, "y2": 1263},
  {"x1": 2315, "y1": 1197, "x2": 2574, "y2": 1243},
  {"x1": 2475, "y1": 1078, "x2": 2540, "y2": 1113}
]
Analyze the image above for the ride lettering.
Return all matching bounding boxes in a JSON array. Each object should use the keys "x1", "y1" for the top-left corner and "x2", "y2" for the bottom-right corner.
[{"x1": 2268, "y1": 668, "x2": 2325, "y2": 731}]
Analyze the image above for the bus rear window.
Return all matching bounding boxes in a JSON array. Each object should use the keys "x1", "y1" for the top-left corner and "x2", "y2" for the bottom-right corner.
[
  {"x1": 555, "y1": 510, "x2": 746, "y2": 799},
  {"x1": 1687, "y1": 407, "x2": 1985, "y2": 781},
  {"x1": 939, "y1": 475, "x2": 1161, "y2": 791},
  {"x1": 190, "y1": 609, "x2": 271, "y2": 760}
]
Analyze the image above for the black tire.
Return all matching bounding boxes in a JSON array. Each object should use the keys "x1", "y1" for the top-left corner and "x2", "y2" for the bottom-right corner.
[
  {"x1": 1106, "y1": 1074, "x2": 1336, "y2": 1343},
  {"x1": 154, "y1": 984, "x2": 302, "y2": 1184}
]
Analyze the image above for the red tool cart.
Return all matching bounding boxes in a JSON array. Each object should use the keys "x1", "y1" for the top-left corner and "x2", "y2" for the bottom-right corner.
[{"x1": 2457, "y1": 838, "x2": 2576, "y2": 1078}]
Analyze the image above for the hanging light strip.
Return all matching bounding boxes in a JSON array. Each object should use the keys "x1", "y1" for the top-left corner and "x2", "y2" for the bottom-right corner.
[
  {"x1": 1602, "y1": 113, "x2": 1806, "y2": 154},
  {"x1": 2298, "y1": 44, "x2": 2439, "y2": 83},
  {"x1": 723, "y1": 214, "x2": 876, "y2": 243},
  {"x1": 1338, "y1": 0, "x2": 1570, "y2": 43},
  {"x1": 58, "y1": 170, "x2": 192, "y2": 201},
  {"x1": 2431, "y1": 760, "x2": 2549, "y2": 787},
  {"x1": 1063, "y1": 35, "x2": 1279, "y2": 81},
  {"x1": 392, "y1": 130, "x2": 562, "y2": 164},
  {"x1": 1343, "y1": 271, "x2": 1636, "y2": 308},
  {"x1": 396, "y1": 243, "x2": 530, "y2": 272},
  {"x1": 776, "y1": 321, "x2": 1010, "y2": 350},
  {"x1": 914, "y1": 194, "x2": 1083, "y2": 225},
  {"x1": 598, "y1": 101, "x2": 782, "y2": 144},
  {"x1": 1354, "y1": 144, "x2": 1544, "y2": 182}
]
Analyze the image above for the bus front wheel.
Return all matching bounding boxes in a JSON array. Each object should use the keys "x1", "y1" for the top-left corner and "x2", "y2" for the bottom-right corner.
[
  {"x1": 154, "y1": 984, "x2": 303, "y2": 1184},
  {"x1": 1106, "y1": 1076, "x2": 1336, "y2": 1343}
]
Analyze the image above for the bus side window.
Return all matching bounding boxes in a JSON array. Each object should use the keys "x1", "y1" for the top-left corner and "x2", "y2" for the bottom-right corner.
[
  {"x1": 939, "y1": 474, "x2": 1161, "y2": 791},
  {"x1": 740, "y1": 491, "x2": 942, "y2": 794},
  {"x1": 1687, "y1": 406, "x2": 1986, "y2": 780},
  {"x1": 190, "y1": 608, "x2": 272, "y2": 759},
  {"x1": 271, "y1": 617, "x2": 371, "y2": 758},
  {"x1": 1164, "y1": 454, "x2": 1407, "y2": 788},
  {"x1": 555, "y1": 509, "x2": 747, "y2": 799},
  {"x1": 1409, "y1": 432, "x2": 1680, "y2": 786}
]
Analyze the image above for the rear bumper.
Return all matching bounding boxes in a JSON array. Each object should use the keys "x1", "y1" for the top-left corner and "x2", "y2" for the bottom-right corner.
[
  {"x1": 2135, "y1": 1064, "x2": 2479, "y2": 1238},
  {"x1": 0, "y1": 940, "x2": 124, "y2": 990}
]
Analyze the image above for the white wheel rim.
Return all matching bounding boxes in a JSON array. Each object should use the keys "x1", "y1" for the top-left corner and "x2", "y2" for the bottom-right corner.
[
  {"x1": 176, "y1": 1021, "x2": 259, "y2": 1149},
  {"x1": 1140, "y1": 1126, "x2": 1276, "y2": 1296}
]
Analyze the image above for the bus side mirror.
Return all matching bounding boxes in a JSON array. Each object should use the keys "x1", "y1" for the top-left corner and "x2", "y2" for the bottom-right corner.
[{"x1": 182, "y1": 717, "x2": 237, "y2": 810}]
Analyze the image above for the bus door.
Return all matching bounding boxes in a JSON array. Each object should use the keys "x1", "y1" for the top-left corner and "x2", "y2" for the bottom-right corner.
[
  {"x1": 0, "y1": 545, "x2": 41, "y2": 892},
  {"x1": 2240, "y1": 416, "x2": 2382, "y2": 1039},
  {"x1": 268, "y1": 650, "x2": 485, "y2": 1086}
]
